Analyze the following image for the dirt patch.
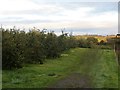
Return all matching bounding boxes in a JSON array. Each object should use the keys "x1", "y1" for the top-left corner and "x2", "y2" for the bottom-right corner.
[{"x1": 48, "y1": 73, "x2": 92, "y2": 88}]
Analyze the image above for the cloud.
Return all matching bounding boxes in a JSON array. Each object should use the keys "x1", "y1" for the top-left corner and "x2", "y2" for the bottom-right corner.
[
  {"x1": 0, "y1": 0, "x2": 118, "y2": 35},
  {"x1": 0, "y1": 0, "x2": 39, "y2": 13},
  {"x1": 0, "y1": 0, "x2": 64, "y2": 15}
]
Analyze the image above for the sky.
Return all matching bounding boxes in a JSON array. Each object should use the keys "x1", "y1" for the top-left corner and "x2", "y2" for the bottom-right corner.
[{"x1": 0, "y1": 0, "x2": 119, "y2": 35}]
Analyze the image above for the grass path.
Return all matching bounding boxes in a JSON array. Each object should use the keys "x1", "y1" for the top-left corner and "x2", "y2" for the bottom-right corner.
[
  {"x1": 2, "y1": 48, "x2": 118, "y2": 88},
  {"x1": 90, "y1": 49, "x2": 118, "y2": 88},
  {"x1": 49, "y1": 49, "x2": 102, "y2": 88}
]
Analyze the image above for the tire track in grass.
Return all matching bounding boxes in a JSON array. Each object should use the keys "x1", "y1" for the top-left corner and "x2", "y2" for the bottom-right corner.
[{"x1": 49, "y1": 48, "x2": 100, "y2": 88}]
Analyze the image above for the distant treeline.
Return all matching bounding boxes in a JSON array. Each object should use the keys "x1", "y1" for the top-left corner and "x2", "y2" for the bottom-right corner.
[{"x1": 1, "y1": 28, "x2": 115, "y2": 70}]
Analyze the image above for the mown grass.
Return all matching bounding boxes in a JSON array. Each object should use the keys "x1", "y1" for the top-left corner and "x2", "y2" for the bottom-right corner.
[
  {"x1": 2, "y1": 48, "x2": 118, "y2": 88},
  {"x1": 90, "y1": 49, "x2": 118, "y2": 88},
  {"x1": 2, "y1": 48, "x2": 86, "y2": 88}
]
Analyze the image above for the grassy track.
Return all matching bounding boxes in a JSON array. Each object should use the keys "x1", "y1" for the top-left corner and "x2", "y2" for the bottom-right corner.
[
  {"x1": 90, "y1": 49, "x2": 118, "y2": 88},
  {"x1": 2, "y1": 48, "x2": 118, "y2": 88}
]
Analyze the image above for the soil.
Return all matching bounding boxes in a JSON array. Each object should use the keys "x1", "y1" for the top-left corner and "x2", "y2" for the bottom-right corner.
[{"x1": 48, "y1": 73, "x2": 92, "y2": 88}]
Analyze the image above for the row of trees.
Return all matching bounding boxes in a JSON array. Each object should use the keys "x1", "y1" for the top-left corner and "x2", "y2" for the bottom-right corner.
[
  {"x1": 2, "y1": 28, "x2": 113, "y2": 70},
  {"x1": 2, "y1": 28, "x2": 78, "y2": 69},
  {"x1": 77, "y1": 37, "x2": 98, "y2": 48}
]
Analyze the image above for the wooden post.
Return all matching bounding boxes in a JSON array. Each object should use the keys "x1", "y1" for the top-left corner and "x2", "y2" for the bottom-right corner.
[
  {"x1": 116, "y1": 34, "x2": 120, "y2": 65},
  {"x1": 0, "y1": 24, "x2": 2, "y2": 29}
]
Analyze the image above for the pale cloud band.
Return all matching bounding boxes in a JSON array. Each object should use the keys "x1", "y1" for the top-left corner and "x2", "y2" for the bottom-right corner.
[{"x1": 0, "y1": 0, "x2": 118, "y2": 35}]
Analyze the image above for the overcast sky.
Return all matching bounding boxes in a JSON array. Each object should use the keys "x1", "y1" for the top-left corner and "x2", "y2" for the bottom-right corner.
[{"x1": 0, "y1": 0, "x2": 119, "y2": 35}]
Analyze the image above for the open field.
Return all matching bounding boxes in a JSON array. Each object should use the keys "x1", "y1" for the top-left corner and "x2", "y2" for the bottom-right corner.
[
  {"x1": 75, "y1": 35, "x2": 116, "y2": 42},
  {"x1": 2, "y1": 48, "x2": 118, "y2": 88}
]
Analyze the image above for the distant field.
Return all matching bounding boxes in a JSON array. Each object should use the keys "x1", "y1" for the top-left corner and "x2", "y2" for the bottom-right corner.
[
  {"x1": 2, "y1": 48, "x2": 118, "y2": 88},
  {"x1": 75, "y1": 35, "x2": 116, "y2": 42}
]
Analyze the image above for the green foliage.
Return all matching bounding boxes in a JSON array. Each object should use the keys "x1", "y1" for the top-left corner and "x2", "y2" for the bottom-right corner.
[
  {"x1": 25, "y1": 31, "x2": 45, "y2": 64},
  {"x1": 44, "y1": 32, "x2": 60, "y2": 58},
  {"x1": 2, "y1": 29, "x2": 23, "y2": 69},
  {"x1": 77, "y1": 38, "x2": 88, "y2": 48},
  {"x1": 2, "y1": 28, "x2": 77, "y2": 69},
  {"x1": 77, "y1": 37, "x2": 99, "y2": 48},
  {"x1": 86, "y1": 37, "x2": 98, "y2": 48},
  {"x1": 2, "y1": 28, "x2": 114, "y2": 70},
  {"x1": 106, "y1": 37, "x2": 116, "y2": 49}
]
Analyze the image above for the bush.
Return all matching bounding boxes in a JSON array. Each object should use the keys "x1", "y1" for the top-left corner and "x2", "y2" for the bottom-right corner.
[
  {"x1": 77, "y1": 38, "x2": 88, "y2": 48},
  {"x1": 77, "y1": 37, "x2": 98, "y2": 48},
  {"x1": 2, "y1": 28, "x2": 78, "y2": 69},
  {"x1": 2, "y1": 30, "x2": 23, "y2": 69}
]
